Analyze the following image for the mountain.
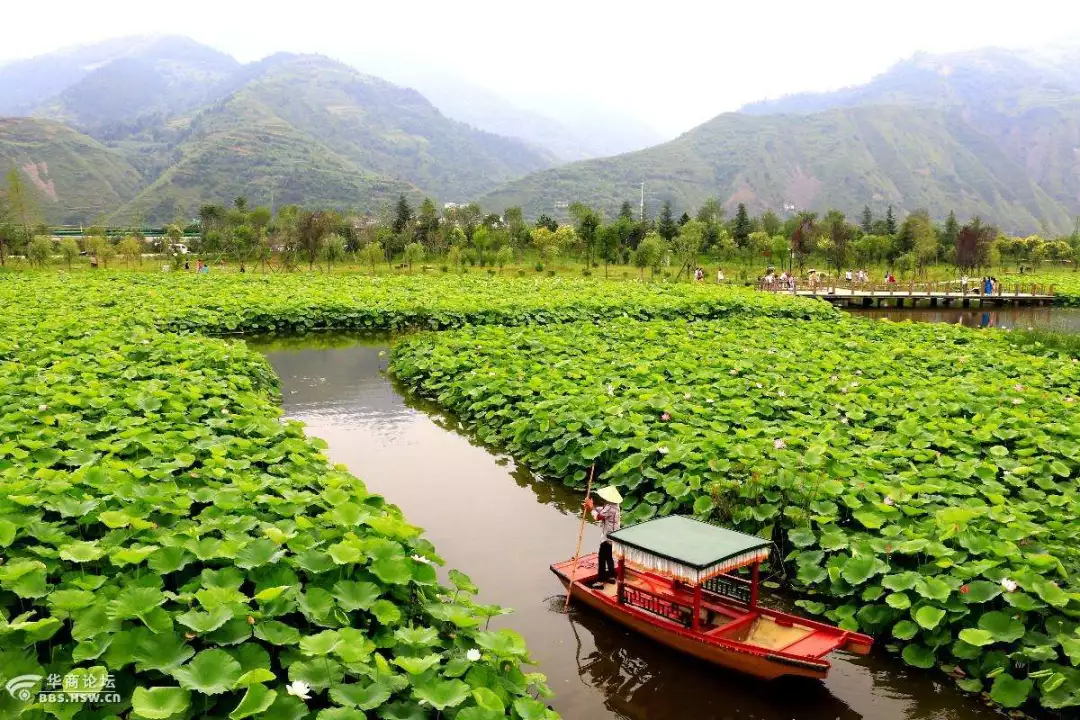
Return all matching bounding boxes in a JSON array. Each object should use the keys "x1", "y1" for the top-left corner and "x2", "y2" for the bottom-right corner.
[
  {"x1": 479, "y1": 105, "x2": 1072, "y2": 234},
  {"x1": 1, "y1": 39, "x2": 558, "y2": 223},
  {"x1": 112, "y1": 54, "x2": 555, "y2": 221},
  {"x1": 0, "y1": 118, "x2": 143, "y2": 224},
  {"x1": 1, "y1": 35, "x2": 239, "y2": 131},
  {"x1": 484, "y1": 46, "x2": 1080, "y2": 234},
  {"x1": 741, "y1": 47, "x2": 1080, "y2": 216}
]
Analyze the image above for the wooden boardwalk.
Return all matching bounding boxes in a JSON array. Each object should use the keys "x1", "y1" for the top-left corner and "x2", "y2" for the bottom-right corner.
[{"x1": 760, "y1": 282, "x2": 1055, "y2": 308}]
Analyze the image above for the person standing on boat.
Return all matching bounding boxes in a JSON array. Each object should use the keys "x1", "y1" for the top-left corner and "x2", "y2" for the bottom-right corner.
[{"x1": 583, "y1": 486, "x2": 622, "y2": 588}]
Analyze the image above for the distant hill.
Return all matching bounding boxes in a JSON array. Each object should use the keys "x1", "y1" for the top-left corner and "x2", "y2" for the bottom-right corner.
[
  {"x1": 485, "y1": 46, "x2": 1080, "y2": 234},
  {"x1": 1, "y1": 35, "x2": 239, "y2": 131},
  {"x1": 480, "y1": 105, "x2": 1073, "y2": 235},
  {"x1": 113, "y1": 54, "x2": 554, "y2": 221},
  {"x1": 0, "y1": 39, "x2": 558, "y2": 223},
  {"x1": 0, "y1": 118, "x2": 143, "y2": 224},
  {"x1": 741, "y1": 46, "x2": 1080, "y2": 217}
]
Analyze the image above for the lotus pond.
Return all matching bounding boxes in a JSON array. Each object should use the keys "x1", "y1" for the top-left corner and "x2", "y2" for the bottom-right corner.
[
  {"x1": 259, "y1": 334, "x2": 993, "y2": 720},
  {"x1": 391, "y1": 316, "x2": 1080, "y2": 712}
]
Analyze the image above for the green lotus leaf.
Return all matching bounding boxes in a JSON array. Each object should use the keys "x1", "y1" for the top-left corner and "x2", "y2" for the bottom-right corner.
[
  {"x1": 254, "y1": 620, "x2": 302, "y2": 646},
  {"x1": 370, "y1": 599, "x2": 402, "y2": 625},
  {"x1": 393, "y1": 653, "x2": 443, "y2": 675},
  {"x1": 131, "y1": 687, "x2": 192, "y2": 719},
  {"x1": 176, "y1": 606, "x2": 233, "y2": 634},
  {"x1": 901, "y1": 644, "x2": 937, "y2": 669},
  {"x1": 412, "y1": 679, "x2": 471, "y2": 710},
  {"x1": 170, "y1": 649, "x2": 243, "y2": 695},
  {"x1": 332, "y1": 580, "x2": 382, "y2": 611},
  {"x1": 300, "y1": 629, "x2": 343, "y2": 656},
  {"x1": 957, "y1": 629, "x2": 995, "y2": 647},
  {"x1": 330, "y1": 681, "x2": 392, "y2": 710},
  {"x1": 978, "y1": 611, "x2": 1025, "y2": 643},
  {"x1": 989, "y1": 673, "x2": 1033, "y2": 708},
  {"x1": 230, "y1": 684, "x2": 277, "y2": 719},
  {"x1": 914, "y1": 606, "x2": 947, "y2": 631}
]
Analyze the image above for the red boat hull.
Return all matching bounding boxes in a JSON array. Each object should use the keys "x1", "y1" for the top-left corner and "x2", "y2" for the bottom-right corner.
[{"x1": 552, "y1": 554, "x2": 871, "y2": 681}]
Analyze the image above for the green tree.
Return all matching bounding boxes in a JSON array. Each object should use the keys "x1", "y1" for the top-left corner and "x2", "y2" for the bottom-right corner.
[
  {"x1": 392, "y1": 194, "x2": 414, "y2": 235},
  {"x1": 636, "y1": 232, "x2": 667, "y2": 278},
  {"x1": 760, "y1": 209, "x2": 781, "y2": 238},
  {"x1": 885, "y1": 205, "x2": 897, "y2": 235},
  {"x1": 672, "y1": 219, "x2": 705, "y2": 279},
  {"x1": 447, "y1": 245, "x2": 465, "y2": 271},
  {"x1": 4, "y1": 167, "x2": 38, "y2": 243},
  {"x1": 657, "y1": 201, "x2": 679, "y2": 242},
  {"x1": 820, "y1": 210, "x2": 854, "y2": 273},
  {"x1": 504, "y1": 206, "x2": 529, "y2": 248},
  {"x1": 118, "y1": 236, "x2": 143, "y2": 267},
  {"x1": 940, "y1": 210, "x2": 959, "y2": 260},
  {"x1": 27, "y1": 235, "x2": 52, "y2": 268},
  {"x1": 322, "y1": 233, "x2": 346, "y2": 271},
  {"x1": 495, "y1": 244, "x2": 513, "y2": 271},
  {"x1": 955, "y1": 216, "x2": 996, "y2": 271},
  {"x1": 198, "y1": 204, "x2": 224, "y2": 245},
  {"x1": 619, "y1": 201, "x2": 635, "y2": 221},
  {"x1": 358, "y1": 241, "x2": 383, "y2": 274},
  {"x1": 530, "y1": 227, "x2": 557, "y2": 266},
  {"x1": 299, "y1": 210, "x2": 335, "y2": 270},
  {"x1": 569, "y1": 203, "x2": 602, "y2": 268},
  {"x1": 402, "y1": 241, "x2": 424, "y2": 272},
  {"x1": 732, "y1": 203, "x2": 752, "y2": 250},
  {"x1": 472, "y1": 226, "x2": 494, "y2": 266},
  {"x1": 597, "y1": 223, "x2": 622, "y2": 277},
  {"x1": 535, "y1": 214, "x2": 557, "y2": 232},
  {"x1": 59, "y1": 237, "x2": 80, "y2": 269},
  {"x1": 860, "y1": 205, "x2": 873, "y2": 234}
]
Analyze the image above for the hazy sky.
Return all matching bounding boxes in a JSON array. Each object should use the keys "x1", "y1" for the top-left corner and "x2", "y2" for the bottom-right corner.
[{"x1": 3, "y1": 0, "x2": 1078, "y2": 136}]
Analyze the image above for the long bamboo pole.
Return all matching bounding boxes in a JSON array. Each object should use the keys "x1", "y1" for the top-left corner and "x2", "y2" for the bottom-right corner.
[{"x1": 564, "y1": 464, "x2": 596, "y2": 612}]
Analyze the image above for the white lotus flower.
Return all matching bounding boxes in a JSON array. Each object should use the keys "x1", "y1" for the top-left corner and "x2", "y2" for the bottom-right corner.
[
  {"x1": 1001, "y1": 578, "x2": 1018, "y2": 593},
  {"x1": 706, "y1": 399, "x2": 715, "y2": 404},
  {"x1": 729, "y1": 368, "x2": 739, "y2": 375},
  {"x1": 466, "y1": 648, "x2": 482, "y2": 662},
  {"x1": 38, "y1": 404, "x2": 48, "y2": 412},
  {"x1": 883, "y1": 496, "x2": 895, "y2": 506},
  {"x1": 855, "y1": 370, "x2": 862, "y2": 375},
  {"x1": 773, "y1": 439, "x2": 786, "y2": 450},
  {"x1": 1066, "y1": 397, "x2": 1075, "y2": 404},
  {"x1": 658, "y1": 446, "x2": 669, "y2": 455},
  {"x1": 607, "y1": 385, "x2": 614, "y2": 396},
  {"x1": 1012, "y1": 398, "x2": 1022, "y2": 405},
  {"x1": 850, "y1": 382, "x2": 859, "y2": 388},
  {"x1": 840, "y1": 416, "x2": 850, "y2": 425},
  {"x1": 1014, "y1": 384, "x2": 1024, "y2": 392},
  {"x1": 286, "y1": 680, "x2": 311, "y2": 700},
  {"x1": 755, "y1": 383, "x2": 763, "y2": 389},
  {"x1": 411, "y1": 554, "x2": 431, "y2": 564},
  {"x1": 684, "y1": 392, "x2": 691, "y2": 400},
  {"x1": 777, "y1": 390, "x2": 786, "y2": 397}
]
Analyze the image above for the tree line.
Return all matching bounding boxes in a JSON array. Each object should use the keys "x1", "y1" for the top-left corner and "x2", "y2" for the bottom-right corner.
[{"x1": 4, "y1": 167, "x2": 1079, "y2": 276}]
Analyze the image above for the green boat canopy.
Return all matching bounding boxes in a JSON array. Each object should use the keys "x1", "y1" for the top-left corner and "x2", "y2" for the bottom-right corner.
[{"x1": 609, "y1": 516, "x2": 770, "y2": 584}]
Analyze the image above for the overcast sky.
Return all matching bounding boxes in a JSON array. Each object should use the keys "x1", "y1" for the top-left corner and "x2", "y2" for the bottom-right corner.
[{"x1": 3, "y1": 0, "x2": 1078, "y2": 137}]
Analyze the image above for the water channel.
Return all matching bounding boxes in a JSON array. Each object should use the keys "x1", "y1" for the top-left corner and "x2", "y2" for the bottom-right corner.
[{"x1": 250, "y1": 329, "x2": 1011, "y2": 720}]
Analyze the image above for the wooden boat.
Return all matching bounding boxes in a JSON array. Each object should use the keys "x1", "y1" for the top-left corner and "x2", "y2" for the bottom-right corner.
[{"x1": 551, "y1": 515, "x2": 872, "y2": 680}]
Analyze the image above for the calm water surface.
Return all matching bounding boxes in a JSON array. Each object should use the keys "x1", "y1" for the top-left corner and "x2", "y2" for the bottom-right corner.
[
  {"x1": 252, "y1": 335, "x2": 995, "y2": 720},
  {"x1": 847, "y1": 305, "x2": 1080, "y2": 331}
]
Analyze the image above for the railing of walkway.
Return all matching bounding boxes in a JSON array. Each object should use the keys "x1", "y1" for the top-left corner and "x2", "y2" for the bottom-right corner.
[{"x1": 757, "y1": 280, "x2": 1055, "y2": 297}]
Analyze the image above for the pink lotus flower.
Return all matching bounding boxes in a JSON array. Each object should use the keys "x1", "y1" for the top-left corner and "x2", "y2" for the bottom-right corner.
[
  {"x1": 883, "y1": 496, "x2": 895, "y2": 506},
  {"x1": 773, "y1": 439, "x2": 786, "y2": 450},
  {"x1": 660, "y1": 412, "x2": 671, "y2": 422},
  {"x1": 1014, "y1": 384, "x2": 1024, "y2": 392}
]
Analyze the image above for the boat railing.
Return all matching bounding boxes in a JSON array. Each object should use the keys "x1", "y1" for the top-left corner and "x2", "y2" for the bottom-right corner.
[
  {"x1": 702, "y1": 574, "x2": 752, "y2": 605},
  {"x1": 622, "y1": 584, "x2": 692, "y2": 628}
]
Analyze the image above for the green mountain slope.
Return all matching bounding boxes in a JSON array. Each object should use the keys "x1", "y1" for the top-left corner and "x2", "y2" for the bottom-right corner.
[
  {"x1": 0, "y1": 118, "x2": 144, "y2": 224},
  {"x1": 480, "y1": 106, "x2": 1072, "y2": 234},
  {"x1": 742, "y1": 47, "x2": 1080, "y2": 212},
  {"x1": 113, "y1": 54, "x2": 555, "y2": 221},
  {"x1": 112, "y1": 91, "x2": 417, "y2": 223}
]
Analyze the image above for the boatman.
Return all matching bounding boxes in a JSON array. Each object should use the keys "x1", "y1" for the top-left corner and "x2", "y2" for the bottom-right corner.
[{"x1": 583, "y1": 486, "x2": 622, "y2": 589}]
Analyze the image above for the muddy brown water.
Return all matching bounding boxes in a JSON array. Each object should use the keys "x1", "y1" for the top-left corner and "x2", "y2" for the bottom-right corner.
[{"x1": 252, "y1": 335, "x2": 996, "y2": 720}]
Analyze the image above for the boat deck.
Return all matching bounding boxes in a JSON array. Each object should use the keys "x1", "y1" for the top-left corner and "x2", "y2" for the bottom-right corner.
[{"x1": 553, "y1": 554, "x2": 865, "y2": 660}]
